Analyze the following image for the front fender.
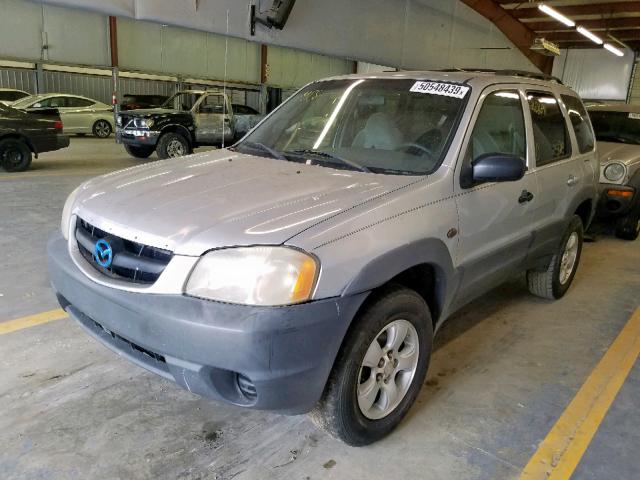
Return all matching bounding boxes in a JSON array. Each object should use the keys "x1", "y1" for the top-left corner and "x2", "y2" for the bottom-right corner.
[{"x1": 341, "y1": 237, "x2": 459, "y2": 326}]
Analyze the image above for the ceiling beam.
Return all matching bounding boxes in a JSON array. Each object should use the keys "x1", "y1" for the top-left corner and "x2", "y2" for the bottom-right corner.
[
  {"x1": 510, "y1": 2, "x2": 640, "y2": 19},
  {"x1": 459, "y1": 0, "x2": 554, "y2": 73},
  {"x1": 526, "y1": 17, "x2": 640, "y2": 33},
  {"x1": 545, "y1": 29, "x2": 640, "y2": 42}
]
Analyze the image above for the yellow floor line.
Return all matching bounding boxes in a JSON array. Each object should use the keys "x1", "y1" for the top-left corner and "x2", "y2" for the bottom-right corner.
[
  {"x1": 520, "y1": 307, "x2": 640, "y2": 480},
  {"x1": 0, "y1": 309, "x2": 68, "y2": 335}
]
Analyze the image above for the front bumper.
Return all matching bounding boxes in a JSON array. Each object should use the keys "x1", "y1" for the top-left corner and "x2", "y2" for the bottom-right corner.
[
  {"x1": 116, "y1": 128, "x2": 160, "y2": 147},
  {"x1": 47, "y1": 233, "x2": 367, "y2": 414},
  {"x1": 596, "y1": 184, "x2": 638, "y2": 218}
]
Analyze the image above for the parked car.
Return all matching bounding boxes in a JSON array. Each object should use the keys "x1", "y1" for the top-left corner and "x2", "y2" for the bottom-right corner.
[
  {"x1": 587, "y1": 104, "x2": 640, "y2": 240},
  {"x1": 117, "y1": 90, "x2": 264, "y2": 159},
  {"x1": 0, "y1": 88, "x2": 30, "y2": 105},
  {"x1": 120, "y1": 94, "x2": 169, "y2": 111},
  {"x1": 49, "y1": 71, "x2": 597, "y2": 445},
  {"x1": 12, "y1": 94, "x2": 114, "y2": 138},
  {"x1": 0, "y1": 103, "x2": 69, "y2": 172}
]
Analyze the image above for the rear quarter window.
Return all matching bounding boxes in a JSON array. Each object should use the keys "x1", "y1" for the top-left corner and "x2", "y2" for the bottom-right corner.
[{"x1": 561, "y1": 95, "x2": 595, "y2": 154}]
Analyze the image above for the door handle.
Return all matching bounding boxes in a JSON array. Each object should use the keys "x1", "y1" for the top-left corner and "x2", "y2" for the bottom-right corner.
[
  {"x1": 519, "y1": 190, "x2": 534, "y2": 204},
  {"x1": 567, "y1": 175, "x2": 580, "y2": 186}
]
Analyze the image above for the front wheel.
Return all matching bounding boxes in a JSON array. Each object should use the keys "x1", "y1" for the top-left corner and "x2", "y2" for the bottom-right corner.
[
  {"x1": 527, "y1": 215, "x2": 584, "y2": 300},
  {"x1": 92, "y1": 120, "x2": 112, "y2": 138},
  {"x1": 125, "y1": 144, "x2": 155, "y2": 159},
  {"x1": 0, "y1": 138, "x2": 32, "y2": 172},
  {"x1": 310, "y1": 285, "x2": 432, "y2": 446},
  {"x1": 156, "y1": 132, "x2": 191, "y2": 159},
  {"x1": 615, "y1": 209, "x2": 640, "y2": 241}
]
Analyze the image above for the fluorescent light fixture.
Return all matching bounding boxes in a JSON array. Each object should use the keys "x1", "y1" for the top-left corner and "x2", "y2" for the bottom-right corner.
[
  {"x1": 604, "y1": 42, "x2": 624, "y2": 57},
  {"x1": 538, "y1": 4, "x2": 575, "y2": 28},
  {"x1": 577, "y1": 26, "x2": 603, "y2": 45}
]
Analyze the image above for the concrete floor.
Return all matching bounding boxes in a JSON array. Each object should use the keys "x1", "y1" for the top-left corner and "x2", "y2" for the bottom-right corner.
[{"x1": 1, "y1": 138, "x2": 639, "y2": 480}]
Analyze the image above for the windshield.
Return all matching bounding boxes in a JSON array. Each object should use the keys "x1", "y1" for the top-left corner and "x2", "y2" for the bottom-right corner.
[
  {"x1": 234, "y1": 78, "x2": 468, "y2": 175},
  {"x1": 161, "y1": 92, "x2": 201, "y2": 111},
  {"x1": 11, "y1": 95, "x2": 44, "y2": 109},
  {"x1": 589, "y1": 110, "x2": 640, "y2": 145}
]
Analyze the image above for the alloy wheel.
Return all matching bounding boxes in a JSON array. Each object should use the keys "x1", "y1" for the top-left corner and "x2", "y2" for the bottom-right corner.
[
  {"x1": 167, "y1": 139, "x2": 185, "y2": 157},
  {"x1": 357, "y1": 319, "x2": 419, "y2": 420},
  {"x1": 559, "y1": 232, "x2": 579, "y2": 285}
]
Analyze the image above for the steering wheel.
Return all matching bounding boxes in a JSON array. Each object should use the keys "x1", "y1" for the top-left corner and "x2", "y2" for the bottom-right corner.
[{"x1": 394, "y1": 142, "x2": 434, "y2": 159}]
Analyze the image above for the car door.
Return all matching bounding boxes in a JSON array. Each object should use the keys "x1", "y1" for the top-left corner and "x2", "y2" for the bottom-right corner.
[
  {"x1": 194, "y1": 93, "x2": 233, "y2": 144},
  {"x1": 453, "y1": 86, "x2": 539, "y2": 307},
  {"x1": 524, "y1": 89, "x2": 585, "y2": 258},
  {"x1": 61, "y1": 97, "x2": 96, "y2": 133}
]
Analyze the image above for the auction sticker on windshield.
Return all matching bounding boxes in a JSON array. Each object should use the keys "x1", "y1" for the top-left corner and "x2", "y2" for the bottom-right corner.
[{"x1": 410, "y1": 81, "x2": 469, "y2": 99}]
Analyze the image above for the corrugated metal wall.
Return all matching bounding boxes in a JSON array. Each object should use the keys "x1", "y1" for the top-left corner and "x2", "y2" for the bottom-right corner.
[
  {"x1": 43, "y1": 70, "x2": 177, "y2": 104},
  {"x1": 0, "y1": 68, "x2": 38, "y2": 94},
  {"x1": 0, "y1": 65, "x2": 261, "y2": 109}
]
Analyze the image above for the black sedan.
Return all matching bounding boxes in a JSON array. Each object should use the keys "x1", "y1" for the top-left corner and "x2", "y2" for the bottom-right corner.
[{"x1": 0, "y1": 103, "x2": 70, "y2": 172}]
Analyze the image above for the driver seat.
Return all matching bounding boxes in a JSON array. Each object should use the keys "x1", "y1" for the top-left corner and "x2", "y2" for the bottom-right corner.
[{"x1": 352, "y1": 113, "x2": 403, "y2": 150}]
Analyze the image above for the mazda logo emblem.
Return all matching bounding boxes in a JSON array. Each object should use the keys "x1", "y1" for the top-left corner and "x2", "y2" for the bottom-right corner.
[{"x1": 94, "y1": 239, "x2": 113, "y2": 268}]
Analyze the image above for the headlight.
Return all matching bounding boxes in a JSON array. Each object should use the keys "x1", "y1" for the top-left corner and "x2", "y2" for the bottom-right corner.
[
  {"x1": 133, "y1": 118, "x2": 153, "y2": 129},
  {"x1": 60, "y1": 185, "x2": 82, "y2": 240},
  {"x1": 185, "y1": 247, "x2": 319, "y2": 306},
  {"x1": 116, "y1": 116, "x2": 122, "y2": 126},
  {"x1": 604, "y1": 162, "x2": 626, "y2": 182}
]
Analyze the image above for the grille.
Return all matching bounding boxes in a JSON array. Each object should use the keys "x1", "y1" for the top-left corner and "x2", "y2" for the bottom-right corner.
[{"x1": 75, "y1": 217, "x2": 173, "y2": 284}]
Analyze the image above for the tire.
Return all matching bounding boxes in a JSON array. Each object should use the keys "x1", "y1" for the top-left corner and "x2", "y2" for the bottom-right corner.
[
  {"x1": 124, "y1": 144, "x2": 155, "y2": 159},
  {"x1": 0, "y1": 138, "x2": 32, "y2": 172},
  {"x1": 614, "y1": 209, "x2": 640, "y2": 241},
  {"x1": 156, "y1": 132, "x2": 191, "y2": 160},
  {"x1": 310, "y1": 285, "x2": 433, "y2": 446},
  {"x1": 527, "y1": 215, "x2": 584, "y2": 300},
  {"x1": 92, "y1": 120, "x2": 112, "y2": 138}
]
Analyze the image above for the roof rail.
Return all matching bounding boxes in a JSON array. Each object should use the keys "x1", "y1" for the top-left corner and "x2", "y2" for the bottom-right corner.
[{"x1": 437, "y1": 68, "x2": 563, "y2": 85}]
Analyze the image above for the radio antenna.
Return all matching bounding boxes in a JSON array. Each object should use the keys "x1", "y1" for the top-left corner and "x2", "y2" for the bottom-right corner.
[{"x1": 222, "y1": 9, "x2": 229, "y2": 149}]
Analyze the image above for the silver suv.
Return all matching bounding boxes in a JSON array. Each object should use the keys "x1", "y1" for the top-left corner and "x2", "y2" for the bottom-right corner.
[{"x1": 48, "y1": 70, "x2": 598, "y2": 445}]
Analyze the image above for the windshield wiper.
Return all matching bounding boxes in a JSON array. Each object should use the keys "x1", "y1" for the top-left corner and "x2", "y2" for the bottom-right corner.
[
  {"x1": 286, "y1": 149, "x2": 370, "y2": 173},
  {"x1": 237, "y1": 141, "x2": 287, "y2": 160}
]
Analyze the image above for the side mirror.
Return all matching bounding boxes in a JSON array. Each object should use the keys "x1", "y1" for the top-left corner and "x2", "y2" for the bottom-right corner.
[{"x1": 472, "y1": 153, "x2": 526, "y2": 184}]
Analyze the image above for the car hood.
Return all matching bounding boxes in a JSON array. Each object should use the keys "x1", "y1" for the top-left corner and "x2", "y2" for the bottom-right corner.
[
  {"x1": 597, "y1": 141, "x2": 640, "y2": 166},
  {"x1": 72, "y1": 149, "x2": 418, "y2": 256}
]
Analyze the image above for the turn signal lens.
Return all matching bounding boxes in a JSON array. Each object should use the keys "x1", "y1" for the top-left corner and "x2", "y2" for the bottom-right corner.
[
  {"x1": 291, "y1": 256, "x2": 318, "y2": 303},
  {"x1": 607, "y1": 189, "x2": 633, "y2": 198}
]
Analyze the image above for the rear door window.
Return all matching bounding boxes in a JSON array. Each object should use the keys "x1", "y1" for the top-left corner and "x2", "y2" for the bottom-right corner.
[
  {"x1": 66, "y1": 97, "x2": 94, "y2": 107},
  {"x1": 561, "y1": 95, "x2": 595, "y2": 154},
  {"x1": 526, "y1": 91, "x2": 571, "y2": 166}
]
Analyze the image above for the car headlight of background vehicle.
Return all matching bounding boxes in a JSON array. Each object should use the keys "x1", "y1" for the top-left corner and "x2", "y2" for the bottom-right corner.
[
  {"x1": 185, "y1": 247, "x2": 319, "y2": 306},
  {"x1": 132, "y1": 118, "x2": 153, "y2": 129},
  {"x1": 116, "y1": 115, "x2": 122, "y2": 127},
  {"x1": 603, "y1": 162, "x2": 626, "y2": 182},
  {"x1": 60, "y1": 185, "x2": 82, "y2": 240}
]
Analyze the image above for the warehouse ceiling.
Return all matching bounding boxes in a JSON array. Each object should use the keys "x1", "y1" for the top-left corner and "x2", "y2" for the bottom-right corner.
[{"x1": 500, "y1": 0, "x2": 640, "y2": 50}]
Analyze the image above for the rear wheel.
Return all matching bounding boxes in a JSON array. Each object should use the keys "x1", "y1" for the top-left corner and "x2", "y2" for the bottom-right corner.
[
  {"x1": 157, "y1": 132, "x2": 191, "y2": 159},
  {"x1": 527, "y1": 215, "x2": 584, "y2": 300},
  {"x1": 615, "y1": 210, "x2": 640, "y2": 241},
  {"x1": 0, "y1": 138, "x2": 32, "y2": 172},
  {"x1": 310, "y1": 285, "x2": 432, "y2": 446},
  {"x1": 124, "y1": 144, "x2": 155, "y2": 159},
  {"x1": 92, "y1": 120, "x2": 112, "y2": 138}
]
